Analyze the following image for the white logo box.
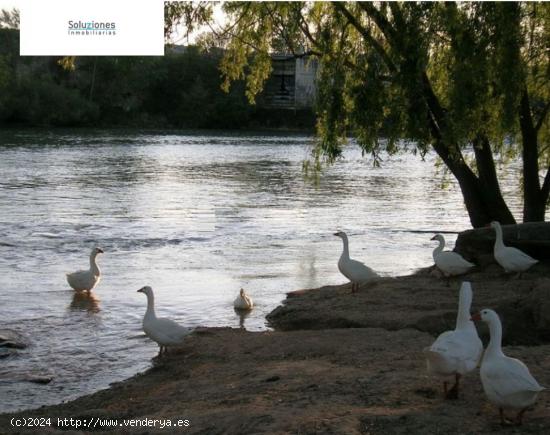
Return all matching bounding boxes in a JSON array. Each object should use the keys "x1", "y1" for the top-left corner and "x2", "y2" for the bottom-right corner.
[{"x1": 20, "y1": 0, "x2": 164, "y2": 55}]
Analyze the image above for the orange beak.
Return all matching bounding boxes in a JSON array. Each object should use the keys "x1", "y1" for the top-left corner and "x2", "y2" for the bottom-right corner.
[{"x1": 471, "y1": 312, "x2": 481, "y2": 322}]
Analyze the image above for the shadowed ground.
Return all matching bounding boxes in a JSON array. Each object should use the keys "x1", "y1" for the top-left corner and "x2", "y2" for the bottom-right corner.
[{"x1": 2, "y1": 266, "x2": 550, "y2": 434}]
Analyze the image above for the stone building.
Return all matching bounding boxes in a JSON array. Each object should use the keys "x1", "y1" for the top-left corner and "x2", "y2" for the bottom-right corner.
[{"x1": 258, "y1": 54, "x2": 318, "y2": 110}]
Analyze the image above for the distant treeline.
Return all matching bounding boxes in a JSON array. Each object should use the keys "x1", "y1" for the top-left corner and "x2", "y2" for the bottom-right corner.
[{"x1": 0, "y1": 29, "x2": 314, "y2": 130}]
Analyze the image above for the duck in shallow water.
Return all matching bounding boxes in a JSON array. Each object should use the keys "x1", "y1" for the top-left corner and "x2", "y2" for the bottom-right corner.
[
  {"x1": 234, "y1": 288, "x2": 253, "y2": 310},
  {"x1": 66, "y1": 247, "x2": 104, "y2": 292}
]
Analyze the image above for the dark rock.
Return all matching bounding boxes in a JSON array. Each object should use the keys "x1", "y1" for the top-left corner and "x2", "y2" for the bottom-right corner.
[
  {"x1": 494, "y1": 297, "x2": 539, "y2": 345},
  {"x1": 0, "y1": 348, "x2": 12, "y2": 359},
  {"x1": 264, "y1": 375, "x2": 280, "y2": 382},
  {"x1": 26, "y1": 375, "x2": 53, "y2": 385},
  {"x1": 414, "y1": 388, "x2": 437, "y2": 399},
  {"x1": 455, "y1": 222, "x2": 550, "y2": 265},
  {"x1": 413, "y1": 311, "x2": 456, "y2": 335},
  {"x1": 488, "y1": 278, "x2": 550, "y2": 345},
  {"x1": 0, "y1": 329, "x2": 28, "y2": 349}
]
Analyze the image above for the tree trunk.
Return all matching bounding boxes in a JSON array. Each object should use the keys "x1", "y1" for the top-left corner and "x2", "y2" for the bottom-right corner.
[
  {"x1": 519, "y1": 90, "x2": 546, "y2": 222},
  {"x1": 437, "y1": 142, "x2": 516, "y2": 228},
  {"x1": 472, "y1": 134, "x2": 517, "y2": 224},
  {"x1": 422, "y1": 75, "x2": 516, "y2": 228}
]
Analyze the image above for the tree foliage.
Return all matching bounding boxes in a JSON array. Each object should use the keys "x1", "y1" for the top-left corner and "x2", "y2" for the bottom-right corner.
[
  {"x1": 183, "y1": 1, "x2": 549, "y2": 226},
  {"x1": 164, "y1": 1, "x2": 214, "y2": 42},
  {"x1": 0, "y1": 8, "x2": 19, "y2": 29}
]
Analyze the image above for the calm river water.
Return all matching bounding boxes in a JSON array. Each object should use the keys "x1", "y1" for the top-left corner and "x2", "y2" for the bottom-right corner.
[{"x1": 0, "y1": 130, "x2": 522, "y2": 412}]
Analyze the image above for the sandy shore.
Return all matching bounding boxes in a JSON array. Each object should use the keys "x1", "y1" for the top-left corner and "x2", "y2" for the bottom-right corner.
[{"x1": 2, "y1": 266, "x2": 550, "y2": 434}]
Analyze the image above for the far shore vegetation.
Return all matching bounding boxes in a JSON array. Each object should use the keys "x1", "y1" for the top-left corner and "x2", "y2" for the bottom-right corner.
[{"x1": 0, "y1": 29, "x2": 314, "y2": 131}]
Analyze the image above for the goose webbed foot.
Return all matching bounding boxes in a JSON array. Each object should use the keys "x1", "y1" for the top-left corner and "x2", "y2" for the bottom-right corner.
[
  {"x1": 499, "y1": 408, "x2": 515, "y2": 426},
  {"x1": 515, "y1": 408, "x2": 527, "y2": 426},
  {"x1": 444, "y1": 384, "x2": 458, "y2": 399},
  {"x1": 444, "y1": 374, "x2": 460, "y2": 400}
]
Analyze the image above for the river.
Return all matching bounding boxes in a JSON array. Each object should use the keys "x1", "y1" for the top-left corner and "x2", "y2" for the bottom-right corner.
[{"x1": 0, "y1": 130, "x2": 522, "y2": 412}]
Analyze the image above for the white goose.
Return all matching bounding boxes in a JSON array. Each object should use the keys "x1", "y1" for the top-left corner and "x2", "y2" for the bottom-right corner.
[
  {"x1": 334, "y1": 231, "x2": 379, "y2": 292},
  {"x1": 137, "y1": 286, "x2": 193, "y2": 356},
  {"x1": 66, "y1": 247, "x2": 104, "y2": 292},
  {"x1": 472, "y1": 309, "x2": 544, "y2": 425},
  {"x1": 425, "y1": 281, "x2": 483, "y2": 399},
  {"x1": 490, "y1": 221, "x2": 538, "y2": 273},
  {"x1": 234, "y1": 288, "x2": 253, "y2": 310},
  {"x1": 431, "y1": 234, "x2": 474, "y2": 276}
]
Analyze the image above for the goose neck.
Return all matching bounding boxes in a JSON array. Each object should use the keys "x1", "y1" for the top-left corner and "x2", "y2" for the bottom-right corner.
[
  {"x1": 433, "y1": 238, "x2": 444, "y2": 259},
  {"x1": 144, "y1": 293, "x2": 156, "y2": 319},
  {"x1": 340, "y1": 236, "x2": 350, "y2": 259},
  {"x1": 456, "y1": 292, "x2": 473, "y2": 330},
  {"x1": 486, "y1": 317, "x2": 504, "y2": 357},
  {"x1": 493, "y1": 224, "x2": 505, "y2": 250},
  {"x1": 89, "y1": 252, "x2": 100, "y2": 275}
]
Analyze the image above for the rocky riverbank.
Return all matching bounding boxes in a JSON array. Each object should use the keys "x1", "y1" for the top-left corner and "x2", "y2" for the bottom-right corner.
[
  {"x1": 2, "y1": 266, "x2": 550, "y2": 434},
  {"x1": 267, "y1": 264, "x2": 550, "y2": 345}
]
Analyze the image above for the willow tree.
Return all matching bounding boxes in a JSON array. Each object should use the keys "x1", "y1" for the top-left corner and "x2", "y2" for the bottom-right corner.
[{"x1": 169, "y1": 2, "x2": 549, "y2": 228}]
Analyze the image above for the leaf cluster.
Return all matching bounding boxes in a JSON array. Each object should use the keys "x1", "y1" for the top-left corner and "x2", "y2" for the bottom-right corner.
[{"x1": 183, "y1": 1, "x2": 549, "y2": 165}]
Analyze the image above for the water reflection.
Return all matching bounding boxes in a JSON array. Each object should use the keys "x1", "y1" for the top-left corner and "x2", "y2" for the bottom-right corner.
[
  {"x1": 71, "y1": 154, "x2": 162, "y2": 188},
  {"x1": 68, "y1": 292, "x2": 100, "y2": 314},
  {"x1": 234, "y1": 308, "x2": 251, "y2": 329}
]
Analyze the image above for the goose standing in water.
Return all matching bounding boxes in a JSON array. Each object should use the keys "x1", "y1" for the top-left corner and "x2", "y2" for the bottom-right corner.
[
  {"x1": 490, "y1": 222, "x2": 538, "y2": 274},
  {"x1": 425, "y1": 282, "x2": 483, "y2": 399},
  {"x1": 137, "y1": 286, "x2": 193, "y2": 356},
  {"x1": 431, "y1": 234, "x2": 474, "y2": 277},
  {"x1": 472, "y1": 309, "x2": 544, "y2": 425},
  {"x1": 334, "y1": 231, "x2": 379, "y2": 293},
  {"x1": 66, "y1": 247, "x2": 104, "y2": 292},
  {"x1": 234, "y1": 288, "x2": 253, "y2": 310}
]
